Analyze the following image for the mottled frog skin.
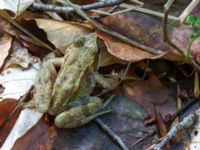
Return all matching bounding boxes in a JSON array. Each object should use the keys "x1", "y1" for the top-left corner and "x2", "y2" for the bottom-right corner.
[{"x1": 33, "y1": 33, "x2": 108, "y2": 128}]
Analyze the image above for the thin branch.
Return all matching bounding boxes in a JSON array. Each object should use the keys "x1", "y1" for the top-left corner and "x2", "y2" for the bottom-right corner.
[
  {"x1": 179, "y1": 0, "x2": 200, "y2": 22},
  {"x1": 91, "y1": 5, "x2": 119, "y2": 20},
  {"x1": 115, "y1": 3, "x2": 179, "y2": 21},
  {"x1": 64, "y1": 0, "x2": 164, "y2": 55},
  {"x1": 154, "y1": 114, "x2": 196, "y2": 150},
  {"x1": 131, "y1": 130, "x2": 156, "y2": 148},
  {"x1": 167, "y1": 98, "x2": 197, "y2": 127},
  {"x1": 95, "y1": 118, "x2": 130, "y2": 150},
  {"x1": 32, "y1": 0, "x2": 125, "y2": 14},
  {"x1": 163, "y1": 0, "x2": 183, "y2": 54}
]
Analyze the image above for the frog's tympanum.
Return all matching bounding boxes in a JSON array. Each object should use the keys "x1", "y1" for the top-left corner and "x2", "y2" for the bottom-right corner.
[{"x1": 33, "y1": 33, "x2": 110, "y2": 128}]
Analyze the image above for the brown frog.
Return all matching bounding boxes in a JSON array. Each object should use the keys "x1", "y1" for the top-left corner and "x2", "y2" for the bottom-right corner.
[{"x1": 33, "y1": 33, "x2": 111, "y2": 128}]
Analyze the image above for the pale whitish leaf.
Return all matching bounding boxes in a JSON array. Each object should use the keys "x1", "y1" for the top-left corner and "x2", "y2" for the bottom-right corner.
[
  {"x1": 0, "y1": 63, "x2": 39, "y2": 100},
  {"x1": 0, "y1": 0, "x2": 34, "y2": 17},
  {"x1": 4, "y1": 40, "x2": 38, "y2": 69},
  {"x1": 0, "y1": 109, "x2": 43, "y2": 150},
  {"x1": 0, "y1": 33, "x2": 12, "y2": 69}
]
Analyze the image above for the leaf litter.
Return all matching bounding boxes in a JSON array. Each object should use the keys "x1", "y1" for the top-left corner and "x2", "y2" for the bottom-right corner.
[{"x1": 0, "y1": 0, "x2": 200, "y2": 150}]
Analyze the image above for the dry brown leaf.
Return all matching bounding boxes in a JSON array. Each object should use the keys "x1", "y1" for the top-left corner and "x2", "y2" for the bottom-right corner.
[
  {"x1": 123, "y1": 73, "x2": 177, "y2": 124},
  {"x1": 0, "y1": 33, "x2": 12, "y2": 70},
  {"x1": 1, "y1": 109, "x2": 43, "y2": 150},
  {"x1": 0, "y1": 16, "x2": 50, "y2": 57},
  {"x1": 99, "y1": 5, "x2": 200, "y2": 61},
  {"x1": 0, "y1": 99, "x2": 20, "y2": 147},
  {"x1": 11, "y1": 117, "x2": 54, "y2": 150},
  {"x1": 98, "y1": 38, "x2": 126, "y2": 67},
  {"x1": 96, "y1": 30, "x2": 166, "y2": 62},
  {"x1": 35, "y1": 19, "x2": 93, "y2": 53}
]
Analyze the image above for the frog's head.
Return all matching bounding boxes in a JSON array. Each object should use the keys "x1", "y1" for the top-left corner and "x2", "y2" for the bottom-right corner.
[
  {"x1": 84, "y1": 33, "x2": 99, "y2": 55},
  {"x1": 74, "y1": 33, "x2": 98, "y2": 54}
]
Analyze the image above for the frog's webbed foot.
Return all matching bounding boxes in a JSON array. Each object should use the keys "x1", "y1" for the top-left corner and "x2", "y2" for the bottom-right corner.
[{"x1": 54, "y1": 96, "x2": 111, "y2": 128}]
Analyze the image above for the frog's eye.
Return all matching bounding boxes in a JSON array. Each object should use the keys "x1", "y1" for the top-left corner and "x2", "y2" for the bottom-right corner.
[{"x1": 74, "y1": 36, "x2": 86, "y2": 47}]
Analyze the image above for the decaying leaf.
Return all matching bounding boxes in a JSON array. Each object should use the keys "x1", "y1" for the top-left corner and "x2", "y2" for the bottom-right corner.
[
  {"x1": 98, "y1": 4, "x2": 200, "y2": 61},
  {"x1": 98, "y1": 39, "x2": 126, "y2": 67},
  {"x1": 123, "y1": 73, "x2": 177, "y2": 124},
  {"x1": 11, "y1": 116, "x2": 54, "y2": 150},
  {"x1": 4, "y1": 39, "x2": 38, "y2": 69},
  {"x1": 1, "y1": 109, "x2": 43, "y2": 150},
  {"x1": 96, "y1": 30, "x2": 166, "y2": 62},
  {"x1": 0, "y1": 99, "x2": 20, "y2": 147}
]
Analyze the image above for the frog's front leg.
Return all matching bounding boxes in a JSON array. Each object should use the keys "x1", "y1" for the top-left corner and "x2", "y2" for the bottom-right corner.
[
  {"x1": 93, "y1": 72, "x2": 117, "y2": 89},
  {"x1": 33, "y1": 60, "x2": 57, "y2": 112},
  {"x1": 54, "y1": 97, "x2": 110, "y2": 128},
  {"x1": 33, "y1": 54, "x2": 63, "y2": 113}
]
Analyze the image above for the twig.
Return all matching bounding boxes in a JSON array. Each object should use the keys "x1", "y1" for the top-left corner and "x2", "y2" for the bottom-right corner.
[
  {"x1": 91, "y1": 5, "x2": 119, "y2": 20},
  {"x1": 167, "y1": 98, "x2": 198, "y2": 126},
  {"x1": 32, "y1": 0, "x2": 125, "y2": 14},
  {"x1": 115, "y1": 3, "x2": 179, "y2": 21},
  {"x1": 131, "y1": 130, "x2": 156, "y2": 148},
  {"x1": 179, "y1": 0, "x2": 200, "y2": 22},
  {"x1": 163, "y1": 0, "x2": 183, "y2": 54},
  {"x1": 95, "y1": 118, "x2": 130, "y2": 150},
  {"x1": 64, "y1": 0, "x2": 164, "y2": 55},
  {"x1": 154, "y1": 113, "x2": 196, "y2": 150}
]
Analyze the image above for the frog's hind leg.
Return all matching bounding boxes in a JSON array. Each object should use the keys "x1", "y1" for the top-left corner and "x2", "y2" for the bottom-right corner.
[
  {"x1": 56, "y1": 110, "x2": 110, "y2": 128},
  {"x1": 54, "y1": 97, "x2": 111, "y2": 128}
]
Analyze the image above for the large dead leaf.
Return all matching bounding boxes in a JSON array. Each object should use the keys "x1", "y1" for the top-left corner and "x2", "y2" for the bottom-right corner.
[
  {"x1": 123, "y1": 74, "x2": 177, "y2": 123},
  {"x1": 96, "y1": 30, "x2": 166, "y2": 62},
  {"x1": 0, "y1": 32, "x2": 12, "y2": 70},
  {"x1": 99, "y1": 3, "x2": 200, "y2": 61},
  {"x1": 1, "y1": 109, "x2": 43, "y2": 150},
  {"x1": 35, "y1": 19, "x2": 93, "y2": 52},
  {"x1": 11, "y1": 116, "x2": 54, "y2": 150},
  {"x1": 98, "y1": 39, "x2": 126, "y2": 67}
]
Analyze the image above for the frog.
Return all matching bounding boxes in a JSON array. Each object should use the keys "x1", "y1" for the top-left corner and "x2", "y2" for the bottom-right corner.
[{"x1": 32, "y1": 33, "x2": 112, "y2": 128}]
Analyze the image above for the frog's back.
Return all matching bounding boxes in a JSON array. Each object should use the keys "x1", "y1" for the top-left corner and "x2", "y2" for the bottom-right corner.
[{"x1": 48, "y1": 34, "x2": 98, "y2": 115}]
